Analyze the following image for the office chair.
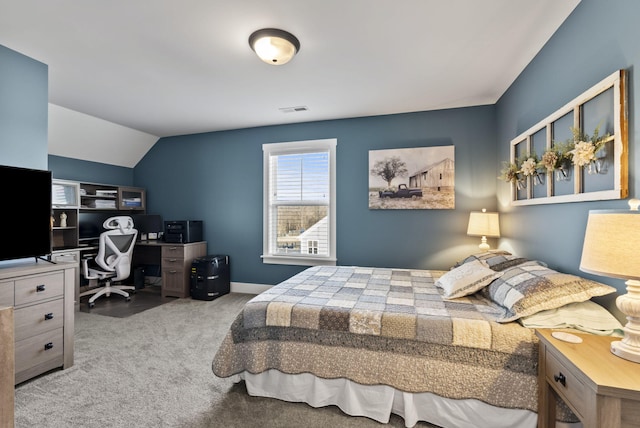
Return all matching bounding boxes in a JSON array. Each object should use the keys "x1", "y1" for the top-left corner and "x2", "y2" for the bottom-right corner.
[{"x1": 79, "y1": 216, "x2": 138, "y2": 308}]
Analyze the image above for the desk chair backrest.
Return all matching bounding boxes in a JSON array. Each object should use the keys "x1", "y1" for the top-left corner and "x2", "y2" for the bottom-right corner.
[{"x1": 95, "y1": 216, "x2": 138, "y2": 281}]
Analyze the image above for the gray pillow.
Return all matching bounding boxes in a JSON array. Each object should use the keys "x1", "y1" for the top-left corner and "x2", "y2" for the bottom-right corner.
[{"x1": 481, "y1": 261, "x2": 616, "y2": 323}]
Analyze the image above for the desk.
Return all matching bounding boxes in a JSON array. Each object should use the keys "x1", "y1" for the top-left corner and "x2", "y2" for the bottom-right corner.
[{"x1": 133, "y1": 241, "x2": 207, "y2": 298}]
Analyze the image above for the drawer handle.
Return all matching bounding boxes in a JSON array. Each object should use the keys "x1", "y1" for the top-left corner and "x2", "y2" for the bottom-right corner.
[
  {"x1": 44, "y1": 342, "x2": 54, "y2": 351},
  {"x1": 36, "y1": 284, "x2": 46, "y2": 292},
  {"x1": 169, "y1": 258, "x2": 177, "y2": 262},
  {"x1": 554, "y1": 373, "x2": 566, "y2": 386},
  {"x1": 44, "y1": 313, "x2": 54, "y2": 320},
  {"x1": 169, "y1": 270, "x2": 177, "y2": 274}
]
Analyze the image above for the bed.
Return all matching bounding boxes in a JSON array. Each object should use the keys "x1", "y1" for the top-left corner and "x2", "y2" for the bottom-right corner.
[{"x1": 212, "y1": 251, "x2": 620, "y2": 428}]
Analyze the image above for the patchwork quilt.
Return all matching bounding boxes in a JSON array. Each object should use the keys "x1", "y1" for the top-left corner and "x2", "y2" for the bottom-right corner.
[{"x1": 212, "y1": 266, "x2": 574, "y2": 419}]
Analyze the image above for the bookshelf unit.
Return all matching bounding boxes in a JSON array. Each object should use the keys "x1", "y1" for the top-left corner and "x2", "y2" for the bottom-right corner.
[{"x1": 51, "y1": 179, "x2": 80, "y2": 251}]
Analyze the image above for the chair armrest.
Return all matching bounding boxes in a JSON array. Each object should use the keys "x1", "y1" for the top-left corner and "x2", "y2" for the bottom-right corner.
[{"x1": 82, "y1": 257, "x2": 99, "y2": 280}]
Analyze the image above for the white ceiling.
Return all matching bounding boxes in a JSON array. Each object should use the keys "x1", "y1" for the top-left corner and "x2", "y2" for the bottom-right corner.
[{"x1": 0, "y1": 0, "x2": 580, "y2": 168}]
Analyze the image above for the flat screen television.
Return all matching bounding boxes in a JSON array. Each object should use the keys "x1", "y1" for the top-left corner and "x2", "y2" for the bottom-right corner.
[{"x1": 0, "y1": 164, "x2": 52, "y2": 262}]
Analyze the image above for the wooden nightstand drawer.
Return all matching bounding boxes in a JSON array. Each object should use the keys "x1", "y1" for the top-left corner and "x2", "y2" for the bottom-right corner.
[
  {"x1": 14, "y1": 298, "x2": 64, "y2": 341},
  {"x1": 537, "y1": 329, "x2": 640, "y2": 428},
  {"x1": 545, "y1": 348, "x2": 586, "y2": 418},
  {"x1": 14, "y1": 272, "x2": 64, "y2": 306}
]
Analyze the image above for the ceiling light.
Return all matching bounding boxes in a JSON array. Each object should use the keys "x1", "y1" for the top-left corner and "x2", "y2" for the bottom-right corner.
[{"x1": 248, "y1": 28, "x2": 300, "y2": 65}]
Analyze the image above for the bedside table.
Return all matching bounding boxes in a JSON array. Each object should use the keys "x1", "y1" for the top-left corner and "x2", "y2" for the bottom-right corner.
[{"x1": 536, "y1": 329, "x2": 640, "y2": 428}]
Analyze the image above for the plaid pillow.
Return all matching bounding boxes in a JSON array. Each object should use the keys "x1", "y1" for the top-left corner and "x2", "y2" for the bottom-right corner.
[
  {"x1": 482, "y1": 262, "x2": 616, "y2": 323},
  {"x1": 454, "y1": 251, "x2": 537, "y2": 272}
]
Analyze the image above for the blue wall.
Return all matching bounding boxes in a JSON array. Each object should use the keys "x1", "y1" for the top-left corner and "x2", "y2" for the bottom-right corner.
[
  {"x1": 135, "y1": 107, "x2": 498, "y2": 285},
  {"x1": 496, "y1": 0, "x2": 640, "y2": 315},
  {"x1": 0, "y1": 44, "x2": 48, "y2": 169},
  {"x1": 49, "y1": 155, "x2": 134, "y2": 185}
]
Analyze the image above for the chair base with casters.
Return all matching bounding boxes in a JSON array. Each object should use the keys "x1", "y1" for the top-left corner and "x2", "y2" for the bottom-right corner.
[{"x1": 79, "y1": 258, "x2": 137, "y2": 308}]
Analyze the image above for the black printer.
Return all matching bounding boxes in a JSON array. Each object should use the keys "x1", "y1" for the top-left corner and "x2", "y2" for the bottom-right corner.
[{"x1": 164, "y1": 220, "x2": 203, "y2": 243}]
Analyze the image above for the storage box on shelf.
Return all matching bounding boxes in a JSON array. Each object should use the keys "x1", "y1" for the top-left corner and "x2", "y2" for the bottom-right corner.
[{"x1": 118, "y1": 186, "x2": 146, "y2": 211}]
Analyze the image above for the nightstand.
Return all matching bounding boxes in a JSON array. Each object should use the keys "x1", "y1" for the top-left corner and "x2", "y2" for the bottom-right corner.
[{"x1": 536, "y1": 329, "x2": 640, "y2": 428}]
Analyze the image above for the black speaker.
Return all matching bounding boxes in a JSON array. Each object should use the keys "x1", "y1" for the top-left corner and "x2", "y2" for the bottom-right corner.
[
  {"x1": 133, "y1": 266, "x2": 146, "y2": 289},
  {"x1": 190, "y1": 255, "x2": 230, "y2": 300}
]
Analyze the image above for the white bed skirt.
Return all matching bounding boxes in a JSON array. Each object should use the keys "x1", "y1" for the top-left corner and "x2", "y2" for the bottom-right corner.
[{"x1": 232, "y1": 370, "x2": 581, "y2": 428}]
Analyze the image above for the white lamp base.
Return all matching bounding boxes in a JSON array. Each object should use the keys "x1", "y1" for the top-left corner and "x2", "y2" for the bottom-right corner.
[
  {"x1": 611, "y1": 280, "x2": 640, "y2": 364},
  {"x1": 478, "y1": 236, "x2": 490, "y2": 251},
  {"x1": 611, "y1": 340, "x2": 640, "y2": 363}
]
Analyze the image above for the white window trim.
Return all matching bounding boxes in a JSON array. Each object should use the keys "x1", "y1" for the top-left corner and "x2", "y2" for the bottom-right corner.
[{"x1": 262, "y1": 138, "x2": 337, "y2": 266}]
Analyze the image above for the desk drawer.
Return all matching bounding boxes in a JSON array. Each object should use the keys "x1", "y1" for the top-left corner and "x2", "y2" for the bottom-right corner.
[
  {"x1": 50, "y1": 250, "x2": 80, "y2": 264},
  {"x1": 0, "y1": 280, "x2": 13, "y2": 307},
  {"x1": 15, "y1": 272, "x2": 64, "y2": 306},
  {"x1": 162, "y1": 268, "x2": 188, "y2": 297},
  {"x1": 162, "y1": 245, "x2": 185, "y2": 258},
  {"x1": 545, "y1": 348, "x2": 586, "y2": 418},
  {"x1": 15, "y1": 328, "x2": 64, "y2": 376},
  {"x1": 14, "y1": 299, "x2": 64, "y2": 341},
  {"x1": 162, "y1": 257, "x2": 187, "y2": 269}
]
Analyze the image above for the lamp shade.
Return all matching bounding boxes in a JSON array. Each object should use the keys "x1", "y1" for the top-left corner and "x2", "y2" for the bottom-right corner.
[
  {"x1": 249, "y1": 28, "x2": 300, "y2": 65},
  {"x1": 467, "y1": 211, "x2": 500, "y2": 238},
  {"x1": 580, "y1": 209, "x2": 640, "y2": 280}
]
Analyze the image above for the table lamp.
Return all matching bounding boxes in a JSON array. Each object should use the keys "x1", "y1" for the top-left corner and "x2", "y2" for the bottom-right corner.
[
  {"x1": 580, "y1": 199, "x2": 640, "y2": 363},
  {"x1": 467, "y1": 209, "x2": 500, "y2": 251}
]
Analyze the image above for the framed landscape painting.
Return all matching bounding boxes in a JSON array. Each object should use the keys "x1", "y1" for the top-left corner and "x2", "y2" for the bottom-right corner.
[{"x1": 369, "y1": 145, "x2": 455, "y2": 209}]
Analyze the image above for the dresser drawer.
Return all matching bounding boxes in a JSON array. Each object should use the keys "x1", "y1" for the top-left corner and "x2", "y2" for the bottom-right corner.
[
  {"x1": 14, "y1": 298, "x2": 64, "y2": 341},
  {"x1": 15, "y1": 328, "x2": 64, "y2": 376},
  {"x1": 0, "y1": 280, "x2": 13, "y2": 307},
  {"x1": 545, "y1": 348, "x2": 586, "y2": 418},
  {"x1": 14, "y1": 272, "x2": 64, "y2": 306}
]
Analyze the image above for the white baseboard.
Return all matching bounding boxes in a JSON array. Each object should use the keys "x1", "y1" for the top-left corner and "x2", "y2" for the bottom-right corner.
[{"x1": 230, "y1": 281, "x2": 272, "y2": 295}]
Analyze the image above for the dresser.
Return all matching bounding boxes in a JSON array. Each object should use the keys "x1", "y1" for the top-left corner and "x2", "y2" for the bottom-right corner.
[
  {"x1": 0, "y1": 262, "x2": 75, "y2": 385},
  {"x1": 536, "y1": 329, "x2": 640, "y2": 428}
]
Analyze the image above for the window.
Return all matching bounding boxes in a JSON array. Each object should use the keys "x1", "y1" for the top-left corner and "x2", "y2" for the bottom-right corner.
[{"x1": 262, "y1": 139, "x2": 337, "y2": 266}]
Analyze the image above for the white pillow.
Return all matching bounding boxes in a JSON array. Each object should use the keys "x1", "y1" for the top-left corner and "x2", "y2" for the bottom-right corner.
[
  {"x1": 436, "y1": 259, "x2": 503, "y2": 299},
  {"x1": 519, "y1": 300, "x2": 623, "y2": 336}
]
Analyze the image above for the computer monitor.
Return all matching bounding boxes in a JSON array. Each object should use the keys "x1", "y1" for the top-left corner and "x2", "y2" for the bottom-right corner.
[
  {"x1": 78, "y1": 212, "x2": 113, "y2": 243},
  {"x1": 79, "y1": 213, "x2": 163, "y2": 242},
  {"x1": 131, "y1": 214, "x2": 163, "y2": 240}
]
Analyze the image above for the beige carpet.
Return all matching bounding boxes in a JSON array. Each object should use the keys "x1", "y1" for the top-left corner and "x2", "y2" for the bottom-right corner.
[{"x1": 14, "y1": 293, "x2": 436, "y2": 428}]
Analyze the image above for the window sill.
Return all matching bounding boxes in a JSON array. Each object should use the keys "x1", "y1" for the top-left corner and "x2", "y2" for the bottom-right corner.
[{"x1": 261, "y1": 254, "x2": 337, "y2": 266}]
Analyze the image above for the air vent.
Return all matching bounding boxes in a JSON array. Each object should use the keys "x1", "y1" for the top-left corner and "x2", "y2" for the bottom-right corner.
[{"x1": 279, "y1": 106, "x2": 309, "y2": 113}]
